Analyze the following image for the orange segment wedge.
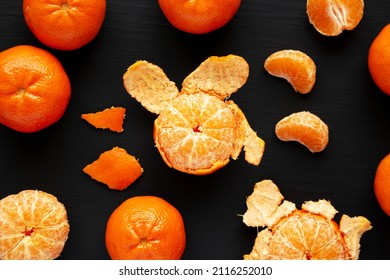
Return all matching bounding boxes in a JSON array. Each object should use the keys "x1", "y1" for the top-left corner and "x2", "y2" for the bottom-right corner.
[
  {"x1": 306, "y1": 0, "x2": 364, "y2": 36},
  {"x1": 275, "y1": 111, "x2": 329, "y2": 153},
  {"x1": 0, "y1": 190, "x2": 69, "y2": 260},
  {"x1": 264, "y1": 50, "x2": 316, "y2": 94},
  {"x1": 81, "y1": 106, "x2": 126, "y2": 133},
  {"x1": 83, "y1": 147, "x2": 143, "y2": 190}
]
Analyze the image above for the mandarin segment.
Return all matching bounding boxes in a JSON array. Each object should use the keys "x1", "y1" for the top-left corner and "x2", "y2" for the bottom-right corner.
[
  {"x1": 105, "y1": 196, "x2": 186, "y2": 260},
  {"x1": 306, "y1": 0, "x2": 364, "y2": 36},
  {"x1": 242, "y1": 180, "x2": 372, "y2": 260},
  {"x1": 275, "y1": 111, "x2": 329, "y2": 153},
  {"x1": 0, "y1": 190, "x2": 69, "y2": 260},
  {"x1": 264, "y1": 50, "x2": 316, "y2": 94},
  {"x1": 83, "y1": 147, "x2": 143, "y2": 190},
  {"x1": 81, "y1": 106, "x2": 126, "y2": 133}
]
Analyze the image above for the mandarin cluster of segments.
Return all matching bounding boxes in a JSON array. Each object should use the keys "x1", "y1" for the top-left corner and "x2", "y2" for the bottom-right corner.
[
  {"x1": 123, "y1": 55, "x2": 265, "y2": 175},
  {"x1": 242, "y1": 180, "x2": 372, "y2": 260}
]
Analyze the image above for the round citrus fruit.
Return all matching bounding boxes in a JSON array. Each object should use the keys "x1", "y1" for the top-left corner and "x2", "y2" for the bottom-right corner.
[
  {"x1": 306, "y1": 0, "x2": 364, "y2": 36},
  {"x1": 264, "y1": 50, "x2": 316, "y2": 94},
  {"x1": 374, "y1": 153, "x2": 390, "y2": 216},
  {"x1": 0, "y1": 45, "x2": 71, "y2": 133},
  {"x1": 158, "y1": 0, "x2": 241, "y2": 34},
  {"x1": 23, "y1": 0, "x2": 106, "y2": 51},
  {"x1": 368, "y1": 24, "x2": 390, "y2": 96},
  {"x1": 275, "y1": 111, "x2": 329, "y2": 153},
  {"x1": 0, "y1": 190, "x2": 70, "y2": 260},
  {"x1": 105, "y1": 196, "x2": 186, "y2": 260}
]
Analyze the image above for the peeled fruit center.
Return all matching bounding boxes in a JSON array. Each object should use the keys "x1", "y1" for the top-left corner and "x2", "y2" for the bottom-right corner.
[{"x1": 154, "y1": 93, "x2": 235, "y2": 173}]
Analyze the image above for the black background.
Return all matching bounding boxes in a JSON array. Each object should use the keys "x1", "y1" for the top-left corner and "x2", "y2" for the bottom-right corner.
[{"x1": 0, "y1": 1, "x2": 389, "y2": 260}]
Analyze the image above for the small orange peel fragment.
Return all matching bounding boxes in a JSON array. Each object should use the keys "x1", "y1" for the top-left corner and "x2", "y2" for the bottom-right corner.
[
  {"x1": 81, "y1": 106, "x2": 126, "y2": 133},
  {"x1": 83, "y1": 147, "x2": 143, "y2": 190}
]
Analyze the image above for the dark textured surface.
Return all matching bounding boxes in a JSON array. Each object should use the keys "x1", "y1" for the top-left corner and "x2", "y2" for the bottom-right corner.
[{"x1": 0, "y1": 1, "x2": 389, "y2": 260}]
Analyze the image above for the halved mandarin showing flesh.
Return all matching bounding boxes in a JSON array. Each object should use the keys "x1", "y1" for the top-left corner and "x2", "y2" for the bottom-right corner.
[
  {"x1": 81, "y1": 106, "x2": 126, "y2": 133},
  {"x1": 275, "y1": 111, "x2": 329, "y2": 153},
  {"x1": 306, "y1": 0, "x2": 364, "y2": 36},
  {"x1": 0, "y1": 190, "x2": 70, "y2": 260},
  {"x1": 242, "y1": 180, "x2": 372, "y2": 260},
  {"x1": 83, "y1": 147, "x2": 143, "y2": 190},
  {"x1": 264, "y1": 50, "x2": 316, "y2": 94},
  {"x1": 123, "y1": 55, "x2": 265, "y2": 175}
]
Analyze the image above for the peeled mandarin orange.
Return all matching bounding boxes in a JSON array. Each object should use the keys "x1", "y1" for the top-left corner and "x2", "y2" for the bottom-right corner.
[
  {"x1": 0, "y1": 190, "x2": 70, "y2": 260},
  {"x1": 0, "y1": 45, "x2": 71, "y2": 133},
  {"x1": 123, "y1": 55, "x2": 265, "y2": 175},
  {"x1": 243, "y1": 180, "x2": 372, "y2": 260},
  {"x1": 23, "y1": 0, "x2": 106, "y2": 50},
  {"x1": 83, "y1": 147, "x2": 143, "y2": 190},
  {"x1": 374, "y1": 153, "x2": 390, "y2": 216},
  {"x1": 264, "y1": 50, "x2": 316, "y2": 94},
  {"x1": 275, "y1": 111, "x2": 329, "y2": 153},
  {"x1": 306, "y1": 0, "x2": 364, "y2": 36},
  {"x1": 158, "y1": 0, "x2": 241, "y2": 34},
  {"x1": 105, "y1": 196, "x2": 186, "y2": 260},
  {"x1": 81, "y1": 106, "x2": 126, "y2": 133},
  {"x1": 368, "y1": 24, "x2": 390, "y2": 96}
]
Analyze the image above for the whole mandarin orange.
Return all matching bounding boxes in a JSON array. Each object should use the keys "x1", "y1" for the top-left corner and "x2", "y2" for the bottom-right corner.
[
  {"x1": 374, "y1": 153, "x2": 390, "y2": 216},
  {"x1": 158, "y1": 0, "x2": 241, "y2": 34},
  {"x1": 0, "y1": 45, "x2": 71, "y2": 133},
  {"x1": 105, "y1": 196, "x2": 186, "y2": 260},
  {"x1": 368, "y1": 24, "x2": 390, "y2": 96},
  {"x1": 23, "y1": 0, "x2": 106, "y2": 51}
]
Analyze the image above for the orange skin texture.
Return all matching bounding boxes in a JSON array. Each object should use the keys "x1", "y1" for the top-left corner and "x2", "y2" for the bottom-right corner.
[
  {"x1": 105, "y1": 196, "x2": 186, "y2": 260},
  {"x1": 23, "y1": 0, "x2": 106, "y2": 51},
  {"x1": 81, "y1": 107, "x2": 126, "y2": 133},
  {"x1": 0, "y1": 45, "x2": 71, "y2": 133},
  {"x1": 158, "y1": 0, "x2": 241, "y2": 34},
  {"x1": 374, "y1": 153, "x2": 390, "y2": 216},
  {"x1": 368, "y1": 24, "x2": 390, "y2": 96},
  {"x1": 83, "y1": 147, "x2": 143, "y2": 190}
]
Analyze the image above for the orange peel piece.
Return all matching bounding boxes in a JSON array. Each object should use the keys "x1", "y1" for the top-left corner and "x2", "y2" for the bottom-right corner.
[
  {"x1": 242, "y1": 180, "x2": 372, "y2": 260},
  {"x1": 83, "y1": 147, "x2": 143, "y2": 190},
  {"x1": 0, "y1": 190, "x2": 69, "y2": 260},
  {"x1": 81, "y1": 106, "x2": 126, "y2": 133},
  {"x1": 123, "y1": 60, "x2": 179, "y2": 114}
]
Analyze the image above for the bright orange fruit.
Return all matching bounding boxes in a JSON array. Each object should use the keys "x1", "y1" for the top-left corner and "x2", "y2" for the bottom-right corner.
[
  {"x1": 105, "y1": 196, "x2": 186, "y2": 260},
  {"x1": 306, "y1": 0, "x2": 364, "y2": 36},
  {"x1": 0, "y1": 45, "x2": 71, "y2": 133},
  {"x1": 23, "y1": 0, "x2": 106, "y2": 50},
  {"x1": 83, "y1": 147, "x2": 143, "y2": 190},
  {"x1": 158, "y1": 0, "x2": 241, "y2": 34},
  {"x1": 368, "y1": 24, "x2": 390, "y2": 96},
  {"x1": 374, "y1": 153, "x2": 390, "y2": 216},
  {"x1": 81, "y1": 106, "x2": 126, "y2": 133},
  {"x1": 275, "y1": 111, "x2": 329, "y2": 153},
  {"x1": 264, "y1": 50, "x2": 316, "y2": 94},
  {"x1": 0, "y1": 190, "x2": 70, "y2": 260}
]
